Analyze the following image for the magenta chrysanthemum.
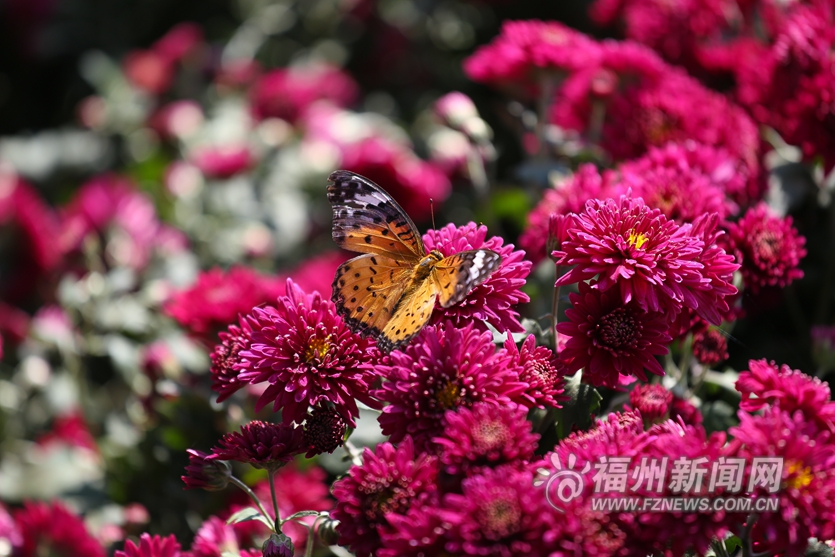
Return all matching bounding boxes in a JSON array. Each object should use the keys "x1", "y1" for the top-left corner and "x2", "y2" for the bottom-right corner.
[
  {"x1": 210, "y1": 421, "x2": 309, "y2": 471},
  {"x1": 727, "y1": 203, "x2": 806, "y2": 294},
  {"x1": 520, "y1": 164, "x2": 615, "y2": 265},
  {"x1": 550, "y1": 410, "x2": 648, "y2": 475},
  {"x1": 629, "y1": 383, "x2": 672, "y2": 423},
  {"x1": 433, "y1": 403, "x2": 539, "y2": 476},
  {"x1": 730, "y1": 408, "x2": 835, "y2": 555},
  {"x1": 557, "y1": 281, "x2": 672, "y2": 388},
  {"x1": 503, "y1": 334, "x2": 567, "y2": 409},
  {"x1": 670, "y1": 395, "x2": 703, "y2": 427},
  {"x1": 378, "y1": 504, "x2": 448, "y2": 557},
  {"x1": 439, "y1": 466, "x2": 561, "y2": 556},
  {"x1": 237, "y1": 279, "x2": 380, "y2": 427},
  {"x1": 14, "y1": 501, "x2": 105, "y2": 557},
  {"x1": 116, "y1": 534, "x2": 184, "y2": 557},
  {"x1": 735, "y1": 359, "x2": 835, "y2": 431},
  {"x1": 190, "y1": 516, "x2": 254, "y2": 557},
  {"x1": 182, "y1": 448, "x2": 231, "y2": 491},
  {"x1": 332, "y1": 437, "x2": 439, "y2": 557},
  {"x1": 555, "y1": 194, "x2": 738, "y2": 324},
  {"x1": 209, "y1": 315, "x2": 253, "y2": 402},
  {"x1": 692, "y1": 327, "x2": 729, "y2": 367},
  {"x1": 423, "y1": 222, "x2": 531, "y2": 333},
  {"x1": 373, "y1": 321, "x2": 527, "y2": 451}
]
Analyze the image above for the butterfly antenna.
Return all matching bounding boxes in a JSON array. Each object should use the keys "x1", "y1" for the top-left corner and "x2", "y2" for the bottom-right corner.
[{"x1": 430, "y1": 198, "x2": 436, "y2": 230}]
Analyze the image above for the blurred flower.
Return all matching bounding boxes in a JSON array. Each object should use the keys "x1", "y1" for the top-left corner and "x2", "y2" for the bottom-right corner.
[
  {"x1": 280, "y1": 251, "x2": 348, "y2": 300},
  {"x1": 36, "y1": 411, "x2": 98, "y2": 454},
  {"x1": 13, "y1": 501, "x2": 105, "y2": 557},
  {"x1": 303, "y1": 404, "x2": 347, "y2": 456},
  {"x1": 165, "y1": 266, "x2": 284, "y2": 346},
  {"x1": 378, "y1": 504, "x2": 447, "y2": 557},
  {"x1": 692, "y1": 327, "x2": 729, "y2": 367},
  {"x1": 433, "y1": 403, "x2": 539, "y2": 476},
  {"x1": 210, "y1": 315, "x2": 253, "y2": 402},
  {"x1": 182, "y1": 449, "x2": 232, "y2": 491},
  {"x1": 503, "y1": 333, "x2": 566, "y2": 409},
  {"x1": 332, "y1": 437, "x2": 439, "y2": 557},
  {"x1": 423, "y1": 222, "x2": 531, "y2": 334},
  {"x1": 439, "y1": 466, "x2": 560, "y2": 556},
  {"x1": 116, "y1": 534, "x2": 184, "y2": 557},
  {"x1": 735, "y1": 359, "x2": 835, "y2": 430},
  {"x1": 727, "y1": 203, "x2": 806, "y2": 294},
  {"x1": 190, "y1": 516, "x2": 246, "y2": 557},
  {"x1": 557, "y1": 281, "x2": 671, "y2": 388},
  {"x1": 629, "y1": 383, "x2": 672, "y2": 424},
  {"x1": 192, "y1": 145, "x2": 254, "y2": 179},
  {"x1": 373, "y1": 321, "x2": 527, "y2": 451},
  {"x1": 670, "y1": 394, "x2": 703, "y2": 427},
  {"x1": 149, "y1": 100, "x2": 204, "y2": 141},
  {"x1": 555, "y1": 194, "x2": 738, "y2": 324},
  {"x1": 153, "y1": 22, "x2": 204, "y2": 64},
  {"x1": 124, "y1": 49, "x2": 174, "y2": 95},
  {"x1": 0, "y1": 503, "x2": 21, "y2": 552},
  {"x1": 464, "y1": 20, "x2": 602, "y2": 98},
  {"x1": 434, "y1": 91, "x2": 480, "y2": 130},
  {"x1": 731, "y1": 408, "x2": 835, "y2": 555},
  {"x1": 237, "y1": 279, "x2": 380, "y2": 427},
  {"x1": 551, "y1": 410, "x2": 648, "y2": 475},
  {"x1": 520, "y1": 164, "x2": 614, "y2": 265},
  {"x1": 250, "y1": 64, "x2": 358, "y2": 123},
  {"x1": 210, "y1": 421, "x2": 308, "y2": 472},
  {"x1": 0, "y1": 170, "x2": 62, "y2": 306}
]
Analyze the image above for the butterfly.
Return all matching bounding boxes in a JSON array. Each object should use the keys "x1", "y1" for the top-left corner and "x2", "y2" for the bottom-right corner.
[{"x1": 327, "y1": 170, "x2": 502, "y2": 352}]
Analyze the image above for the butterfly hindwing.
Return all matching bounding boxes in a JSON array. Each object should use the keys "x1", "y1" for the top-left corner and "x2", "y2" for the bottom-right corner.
[
  {"x1": 328, "y1": 170, "x2": 424, "y2": 261},
  {"x1": 378, "y1": 277, "x2": 439, "y2": 352},
  {"x1": 332, "y1": 253, "x2": 413, "y2": 341},
  {"x1": 433, "y1": 249, "x2": 502, "y2": 308}
]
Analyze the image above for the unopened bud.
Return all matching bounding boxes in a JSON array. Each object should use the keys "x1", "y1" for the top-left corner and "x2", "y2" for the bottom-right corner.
[{"x1": 262, "y1": 533, "x2": 294, "y2": 557}]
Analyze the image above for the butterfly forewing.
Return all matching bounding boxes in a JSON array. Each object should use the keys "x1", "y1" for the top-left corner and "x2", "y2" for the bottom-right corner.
[
  {"x1": 328, "y1": 170, "x2": 425, "y2": 261},
  {"x1": 333, "y1": 253, "x2": 413, "y2": 341},
  {"x1": 433, "y1": 249, "x2": 502, "y2": 308}
]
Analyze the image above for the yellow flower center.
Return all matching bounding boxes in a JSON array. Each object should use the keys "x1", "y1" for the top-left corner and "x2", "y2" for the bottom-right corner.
[
  {"x1": 627, "y1": 229, "x2": 649, "y2": 250},
  {"x1": 785, "y1": 460, "x2": 813, "y2": 490},
  {"x1": 436, "y1": 380, "x2": 461, "y2": 409},
  {"x1": 305, "y1": 336, "x2": 330, "y2": 362}
]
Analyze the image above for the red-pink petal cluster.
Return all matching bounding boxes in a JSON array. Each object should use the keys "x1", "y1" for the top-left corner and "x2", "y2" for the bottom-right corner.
[
  {"x1": 116, "y1": 534, "x2": 184, "y2": 557},
  {"x1": 13, "y1": 501, "x2": 105, "y2": 557},
  {"x1": 503, "y1": 334, "x2": 566, "y2": 408},
  {"x1": 209, "y1": 420, "x2": 309, "y2": 471},
  {"x1": 629, "y1": 383, "x2": 672, "y2": 423}
]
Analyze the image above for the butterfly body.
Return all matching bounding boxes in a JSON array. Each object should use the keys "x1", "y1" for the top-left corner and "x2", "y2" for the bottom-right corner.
[{"x1": 328, "y1": 170, "x2": 501, "y2": 352}]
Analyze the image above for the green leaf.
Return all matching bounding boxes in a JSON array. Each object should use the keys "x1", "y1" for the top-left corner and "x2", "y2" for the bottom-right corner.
[
  {"x1": 226, "y1": 507, "x2": 273, "y2": 530},
  {"x1": 284, "y1": 510, "x2": 321, "y2": 521}
]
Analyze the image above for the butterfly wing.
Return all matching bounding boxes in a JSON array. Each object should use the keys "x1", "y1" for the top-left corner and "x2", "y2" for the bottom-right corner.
[
  {"x1": 378, "y1": 277, "x2": 439, "y2": 352},
  {"x1": 327, "y1": 170, "x2": 425, "y2": 262},
  {"x1": 433, "y1": 249, "x2": 502, "y2": 308},
  {"x1": 333, "y1": 253, "x2": 413, "y2": 342}
]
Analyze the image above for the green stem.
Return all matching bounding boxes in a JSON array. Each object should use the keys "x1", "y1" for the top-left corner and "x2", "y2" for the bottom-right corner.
[
  {"x1": 343, "y1": 439, "x2": 363, "y2": 466},
  {"x1": 536, "y1": 73, "x2": 557, "y2": 160},
  {"x1": 268, "y1": 468, "x2": 281, "y2": 531},
  {"x1": 229, "y1": 476, "x2": 272, "y2": 528},
  {"x1": 304, "y1": 522, "x2": 316, "y2": 557}
]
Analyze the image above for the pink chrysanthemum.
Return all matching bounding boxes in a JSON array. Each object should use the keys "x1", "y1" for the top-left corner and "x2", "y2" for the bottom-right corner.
[
  {"x1": 182, "y1": 448, "x2": 231, "y2": 491},
  {"x1": 14, "y1": 501, "x2": 105, "y2": 557},
  {"x1": 378, "y1": 503, "x2": 448, "y2": 557},
  {"x1": 210, "y1": 421, "x2": 309, "y2": 471},
  {"x1": 503, "y1": 334, "x2": 567, "y2": 409},
  {"x1": 209, "y1": 315, "x2": 253, "y2": 402},
  {"x1": 116, "y1": 534, "x2": 184, "y2": 557},
  {"x1": 373, "y1": 321, "x2": 527, "y2": 451},
  {"x1": 190, "y1": 516, "x2": 254, "y2": 557},
  {"x1": 464, "y1": 20, "x2": 602, "y2": 98},
  {"x1": 423, "y1": 223, "x2": 531, "y2": 334},
  {"x1": 692, "y1": 327, "x2": 729, "y2": 367},
  {"x1": 736, "y1": 359, "x2": 835, "y2": 431},
  {"x1": 555, "y1": 194, "x2": 738, "y2": 324},
  {"x1": 165, "y1": 266, "x2": 285, "y2": 346},
  {"x1": 433, "y1": 403, "x2": 540, "y2": 476},
  {"x1": 237, "y1": 280, "x2": 380, "y2": 427},
  {"x1": 520, "y1": 164, "x2": 615, "y2": 265},
  {"x1": 629, "y1": 383, "x2": 672, "y2": 423},
  {"x1": 730, "y1": 408, "x2": 835, "y2": 555},
  {"x1": 670, "y1": 394, "x2": 703, "y2": 427},
  {"x1": 727, "y1": 203, "x2": 806, "y2": 294},
  {"x1": 557, "y1": 281, "x2": 671, "y2": 388},
  {"x1": 439, "y1": 466, "x2": 561, "y2": 556},
  {"x1": 0, "y1": 503, "x2": 21, "y2": 551},
  {"x1": 332, "y1": 437, "x2": 439, "y2": 557}
]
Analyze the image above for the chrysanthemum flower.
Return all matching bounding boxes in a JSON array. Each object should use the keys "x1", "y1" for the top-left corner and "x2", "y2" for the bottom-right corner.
[
  {"x1": 13, "y1": 501, "x2": 105, "y2": 557},
  {"x1": 736, "y1": 359, "x2": 835, "y2": 431},
  {"x1": 692, "y1": 327, "x2": 729, "y2": 367},
  {"x1": 423, "y1": 223, "x2": 531, "y2": 333},
  {"x1": 209, "y1": 315, "x2": 253, "y2": 402},
  {"x1": 555, "y1": 194, "x2": 738, "y2": 325},
  {"x1": 550, "y1": 410, "x2": 648, "y2": 474},
  {"x1": 670, "y1": 394, "x2": 703, "y2": 427},
  {"x1": 190, "y1": 516, "x2": 254, "y2": 557},
  {"x1": 116, "y1": 534, "x2": 184, "y2": 557},
  {"x1": 520, "y1": 164, "x2": 615, "y2": 265},
  {"x1": 237, "y1": 279, "x2": 380, "y2": 427},
  {"x1": 182, "y1": 448, "x2": 231, "y2": 491},
  {"x1": 503, "y1": 334, "x2": 566, "y2": 408},
  {"x1": 433, "y1": 403, "x2": 539, "y2": 476},
  {"x1": 165, "y1": 266, "x2": 285, "y2": 345},
  {"x1": 0, "y1": 503, "x2": 21, "y2": 551},
  {"x1": 210, "y1": 421, "x2": 309, "y2": 471},
  {"x1": 557, "y1": 281, "x2": 671, "y2": 388},
  {"x1": 629, "y1": 383, "x2": 672, "y2": 424},
  {"x1": 727, "y1": 203, "x2": 806, "y2": 294},
  {"x1": 439, "y1": 466, "x2": 560, "y2": 556},
  {"x1": 730, "y1": 408, "x2": 835, "y2": 555},
  {"x1": 378, "y1": 504, "x2": 448, "y2": 557},
  {"x1": 332, "y1": 437, "x2": 439, "y2": 557},
  {"x1": 373, "y1": 321, "x2": 527, "y2": 451},
  {"x1": 303, "y1": 404, "x2": 347, "y2": 456}
]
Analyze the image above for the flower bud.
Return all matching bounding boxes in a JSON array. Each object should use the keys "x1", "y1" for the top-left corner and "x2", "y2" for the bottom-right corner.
[
  {"x1": 263, "y1": 533, "x2": 294, "y2": 557},
  {"x1": 317, "y1": 517, "x2": 340, "y2": 546},
  {"x1": 181, "y1": 449, "x2": 231, "y2": 491}
]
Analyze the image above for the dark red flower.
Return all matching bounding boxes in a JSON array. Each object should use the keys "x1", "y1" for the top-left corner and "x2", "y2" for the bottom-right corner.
[
  {"x1": 629, "y1": 383, "x2": 672, "y2": 424},
  {"x1": 209, "y1": 315, "x2": 253, "y2": 403},
  {"x1": 210, "y1": 421, "x2": 309, "y2": 471},
  {"x1": 182, "y1": 448, "x2": 232, "y2": 491},
  {"x1": 692, "y1": 327, "x2": 729, "y2": 367},
  {"x1": 303, "y1": 404, "x2": 347, "y2": 456}
]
